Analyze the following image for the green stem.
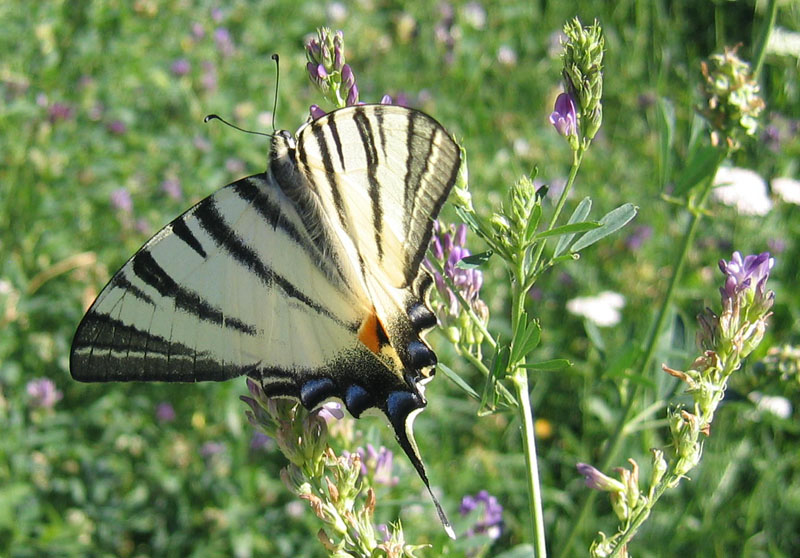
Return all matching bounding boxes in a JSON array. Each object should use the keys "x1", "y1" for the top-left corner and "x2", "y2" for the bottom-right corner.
[
  {"x1": 751, "y1": 0, "x2": 778, "y2": 79},
  {"x1": 529, "y1": 148, "x2": 584, "y2": 278},
  {"x1": 512, "y1": 367, "x2": 547, "y2": 558},
  {"x1": 556, "y1": 175, "x2": 718, "y2": 558},
  {"x1": 509, "y1": 243, "x2": 547, "y2": 556}
]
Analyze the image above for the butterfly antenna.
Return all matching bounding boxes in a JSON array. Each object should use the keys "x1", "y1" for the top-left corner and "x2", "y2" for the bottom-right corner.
[
  {"x1": 271, "y1": 53, "x2": 280, "y2": 132},
  {"x1": 203, "y1": 114, "x2": 273, "y2": 138}
]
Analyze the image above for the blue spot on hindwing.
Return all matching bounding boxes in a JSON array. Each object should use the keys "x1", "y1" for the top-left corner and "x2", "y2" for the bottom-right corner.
[
  {"x1": 300, "y1": 377, "x2": 336, "y2": 408},
  {"x1": 407, "y1": 340, "x2": 437, "y2": 369},
  {"x1": 344, "y1": 384, "x2": 372, "y2": 417}
]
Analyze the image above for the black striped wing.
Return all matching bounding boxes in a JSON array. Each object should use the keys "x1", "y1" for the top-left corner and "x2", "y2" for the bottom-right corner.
[
  {"x1": 70, "y1": 104, "x2": 460, "y2": 536},
  {"x1": 70, "y1": 174, "x2": 373, "y2": 383}
]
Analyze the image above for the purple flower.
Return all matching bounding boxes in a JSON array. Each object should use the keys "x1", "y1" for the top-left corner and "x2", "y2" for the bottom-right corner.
[
  {"x1": 26, "y1": 378, "x2": 63, "y2": 409},
  {"x1": 576, "y1": 463, "x2": 625, "y2": 492},
  {"x1": 309, "y1": 104, "x2": 327, "y2": 120},
  {"x1": 171, "y1": 58, "x2": 191, "y2": 76},
  {"x1": 110, "y1": 188, "x2": 133, "y2": 213},
  {"x1": 550, "y1": 92, "x2": 577, "y2": 138},
  {"x1": 315, "y1": 401, "x2": 344, "y2": 423},
  {"x1": 156, "y1": 402, "x2": 176, "y2": 423},
  {"x1": 200, "y1": 441, "x2": 226, "y2": 457},
  {"x1": 161, "y1": 178, "x2": 182, "y2": 200},
  {"x1": 191, "y1": 22, "x2": 205, "y2": 39},
  {"x1": 718, "y1": 251, "x2": 774, "y2": 305},
  {"x1": 107, "y1": 120, "x2": 127, "y2": 135},
  {"x1": 425, "y1": 221, "x2": 486, "y2": 319},
  {"x1": 459, "y1": 490, "x2": 503, "y2": 539},
  {"x1": 211, "y1": 7, "x2": 224, "y2": 22},
  {"x1": 214, "y1": 28, "x2": 235, "y2": 57},
  {"x1": 346, "y1": 81, "x2": 359, "y2": 106},
  {"x1": 48, "y1": 102, "x2": 73, "y2": 123},
  {"x1": 358, "y1": 444, "x2": 399, "y2": 486}
]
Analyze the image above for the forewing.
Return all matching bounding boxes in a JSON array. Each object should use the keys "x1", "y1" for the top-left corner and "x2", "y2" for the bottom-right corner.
[{"x1": 70, "y1": 174, "x2": 369, "y2": 383}]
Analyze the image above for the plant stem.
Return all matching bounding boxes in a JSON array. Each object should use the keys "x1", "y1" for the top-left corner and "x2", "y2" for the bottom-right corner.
[
  {"x1": 751, "y1": 0, "x2": 778, "y2": 79},
  {"x1": 529, "y1": 148, "x2": 584, "y2": 278},
  {"x1": 557, "y1": 175, "x2": 717, "y2": 558},
  {"x1": 512, "y1": 367, "x2": 547, "y2": 558}
]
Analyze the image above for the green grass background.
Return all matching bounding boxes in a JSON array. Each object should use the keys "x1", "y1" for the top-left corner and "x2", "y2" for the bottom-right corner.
[{"x1": 2, "y1": 1, "x2": 799, "y2": 557}]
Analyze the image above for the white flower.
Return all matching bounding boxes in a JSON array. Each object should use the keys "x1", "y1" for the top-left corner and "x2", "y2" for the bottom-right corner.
[
  {"x1": 712, "y1": 166, "x2": 772, "y2": 216},
  {"x1": 326, "y1": 2, "x2": 347, "y2": 23},
  {"x1": 567, "y1": 291, "x2": 625, "y2": 327},
  {"x1": 767, "y1": 27, "x2": 800, "y2": 58},
  {"x1": 497, "y1": 45, "x2": 517, "y2": 66},
  {"x1": 748, "y1": 392, "x2": 792, "y2": 419},
  {"x1": 771, "y1": 177, "x2": 800, "y2": 205},
  {"x1": 463, "y1": 2, "x2": 486, "y2": 30}
]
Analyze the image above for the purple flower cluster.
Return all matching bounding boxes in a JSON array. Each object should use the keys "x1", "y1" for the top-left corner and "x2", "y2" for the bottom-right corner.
[
  {"x1": 356, "y1": 444, "x2": 398, "y2": 486},
  {"x1": 426, "y1": 222, "x2": 485, "y2": 320},
  {"x1": 459, "y1": 490, "x2": 503, "y2": 539},
  {"x1": 26, "y1": 378, "x2": 63, "y2": 409},
  {"x1": 718, "y1": 251, "x2": 774, "y2": 307}
]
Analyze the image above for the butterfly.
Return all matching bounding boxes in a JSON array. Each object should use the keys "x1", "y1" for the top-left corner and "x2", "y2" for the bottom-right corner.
[{"x1": 70, "y1": 104, "x2": 461, "y2": 536}]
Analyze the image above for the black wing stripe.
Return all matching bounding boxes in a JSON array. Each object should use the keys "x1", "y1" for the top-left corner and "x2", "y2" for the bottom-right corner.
[
  {"x1": 193, "y1": 195, "x2": 353, "y2": 330},
  {"x1": 131, "y1": 250, "x2": 258, "y2": 335},
  {"x1": 309, "y1": 122, "x2": 348, "y2": 233},
  {"x1": 231, "y1": 178, "x2": 350, "y2": 288},
  {"x1": 110, "y1": 274, "x2": 154, "y2": 305},
  {"x1": 328, "y1": 115, "x2": 347, "y2": 170},
  {"x1": 171, "y1": 218, "x2": 207, "y2": 259},
  {"x1": 353, "y1": 107, "x2": 384, "y2": 261},
  {"x1": 375, "y1": 105, "x2": 388, "y2": 159},
  {"x1": 402, "y1": 111, "x2": 420, "y2": 239}
]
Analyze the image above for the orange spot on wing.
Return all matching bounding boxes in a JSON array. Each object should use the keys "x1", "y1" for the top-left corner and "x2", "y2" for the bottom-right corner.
[{"x1": 358, "y1": 310, "x2": 386, "y2": 354}]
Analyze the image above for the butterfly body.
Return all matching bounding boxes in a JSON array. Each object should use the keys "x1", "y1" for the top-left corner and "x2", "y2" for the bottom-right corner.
[{"x1": 71, "y1": 104, "x2": 460, "y2": 535}]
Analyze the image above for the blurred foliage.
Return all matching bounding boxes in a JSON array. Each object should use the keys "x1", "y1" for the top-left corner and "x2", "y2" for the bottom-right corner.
[{"x1": 1, "y1": 0, "x2": 799, "y2": 557}]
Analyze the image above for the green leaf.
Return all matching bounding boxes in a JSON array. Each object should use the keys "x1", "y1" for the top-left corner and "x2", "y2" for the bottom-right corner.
[
  {"x1": 457, "y1": 250, "x2": 493, "y2": 268},
  {"x1": 438, "y1": 363, "x2": 481, "y2": 401},
  {"x1": 672, "y1": 144, "x2": 725, "y2": 197},
  {"x1": 510, "y1": 319, "x2": 542, "y2": 364},
  {"x1": 554, "y1": 197, "x2": 592, "y2": 257},
  {"x1": 480, "y1": 346, "x2": 511, "y2": 412},
  {"x1": 656, "y1": 97, "x2": 675, "y2": 190},
  {"x1": 523, "y1": 202, "x2": 543, "y2": 243},
  {"x1": 520, "y1": 358, "x2": 573, "y2": 371},
  {"x1": 536, "y1": 220, "x2": 600, "y2": 239},
  {"x1": 571, "y1": 203, "x2": 638, "y2": 252}
]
